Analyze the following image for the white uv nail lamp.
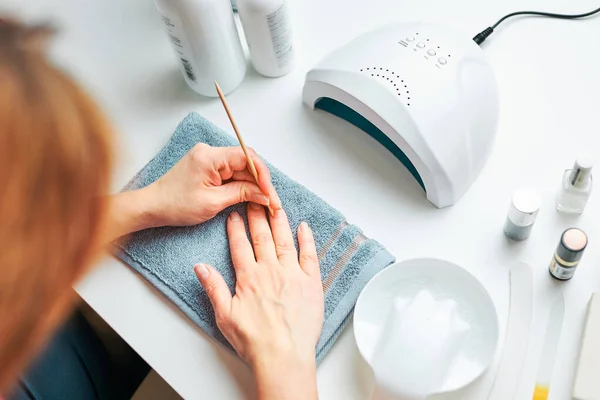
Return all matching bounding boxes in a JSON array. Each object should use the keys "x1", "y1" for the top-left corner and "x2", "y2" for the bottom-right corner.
[{"x1": 302, "y1": 22, "x2": 499, "y2": 208}]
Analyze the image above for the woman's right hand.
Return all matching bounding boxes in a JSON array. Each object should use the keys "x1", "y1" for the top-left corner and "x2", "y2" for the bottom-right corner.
[{"x1": 194, "y1": 203, "x2": 324, "y2": 400}]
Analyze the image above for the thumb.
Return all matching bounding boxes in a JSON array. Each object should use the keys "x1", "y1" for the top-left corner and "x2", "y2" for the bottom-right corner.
[
  {"x1": 194, "y1": 264, "x2": 232, "y2": 317},
  {"x1": 217, "y1": 181, "x2": 270, "y2": 209}
]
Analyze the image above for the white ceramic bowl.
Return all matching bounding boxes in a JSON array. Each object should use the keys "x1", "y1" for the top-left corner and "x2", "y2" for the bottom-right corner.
[{"x1": 354, "y1": 258, "x2": 499, "y2": 394}]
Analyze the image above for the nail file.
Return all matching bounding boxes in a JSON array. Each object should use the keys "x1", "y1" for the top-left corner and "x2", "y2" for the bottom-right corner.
[
  {"x1": 487, "y1": 262, "x2": 534, "y2": 400},
  {"x1": 532, "y1": 293, "x2": 565, "y2": 400},
  {"x1": 572, "y1": 293, "x2": 600, "y2": 400}
]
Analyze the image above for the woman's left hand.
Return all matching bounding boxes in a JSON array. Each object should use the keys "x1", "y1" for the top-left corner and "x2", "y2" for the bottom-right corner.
[
  {"x1": 143, "y1": 143, "x2": 281, "y2": 228},
  {"x1": 105, "y1": 143, "x2": 281, "y2": 242}
]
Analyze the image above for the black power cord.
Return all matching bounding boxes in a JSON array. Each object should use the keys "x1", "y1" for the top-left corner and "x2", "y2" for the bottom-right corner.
[{"x1": 473, "y1": 6, "x2": 600, "y2": 45}]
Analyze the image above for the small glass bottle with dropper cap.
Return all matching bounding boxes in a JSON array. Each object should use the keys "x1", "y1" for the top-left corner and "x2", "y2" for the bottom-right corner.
[{"x1": 556, "y1": 158, "x2": 593, "y2": 214}]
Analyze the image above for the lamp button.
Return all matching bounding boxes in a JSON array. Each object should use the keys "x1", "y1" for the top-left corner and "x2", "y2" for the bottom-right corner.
[
  {"x1": 427, "y1": 49, "x2": 436, "y2": 56},
  {"x1": 416, "y1": 42, "x2": 425, "y2": 48},
  {"x1": 438, "y1": 57, "x2": 447, "y2": 65},
  {"x1": 406, "y1": 36, "x2": 416, "y2": 42}
]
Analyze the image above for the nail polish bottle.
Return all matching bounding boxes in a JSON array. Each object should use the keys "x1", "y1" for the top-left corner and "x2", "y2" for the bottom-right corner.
[
  {"x1": 556, "y1": 159, "x2": 593, "y2": 215},
  {"x1": 549, "y1": 228, "x2": 588, "y2": 281},
  {"x1": 504, "y1": 189, "x2": 541, "y2": 241}
]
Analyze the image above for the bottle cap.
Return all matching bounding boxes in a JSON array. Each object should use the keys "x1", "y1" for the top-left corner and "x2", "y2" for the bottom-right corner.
[
  {"x1": 572, "y1": 158, "x2": 593, "y2": 187},
  {"x1": 557, "y1": 228, "x2": 588, "y2": 263},
  {"x1": 507, "y1": 189, "x2": 541, "y2": 227}
]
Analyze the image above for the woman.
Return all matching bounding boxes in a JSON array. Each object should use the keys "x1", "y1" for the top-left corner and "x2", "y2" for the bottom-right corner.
[{"x1": 0, "y1": 20, "x2": 323, "y2": 399}]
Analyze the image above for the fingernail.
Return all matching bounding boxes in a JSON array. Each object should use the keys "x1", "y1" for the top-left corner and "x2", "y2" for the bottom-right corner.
[
  {"x1": 194, "y1": 264, "x2": 209, "y2": 279},
  {"x1": 274, "y1": 209, "x2": 285, "y2": 219},
  {"x1": 250, "y1": 193, "x2": 269, "y2": 206},
  {"x1": 230, "y1": 212, "x2": 241, "y2": 222},
  {"x1": 271, "y1": 188, "x2": 282, "y2": 209},
  {"x1": 299, "y1": 221, "x2": 308, "y2": 232},
  {"x1": 249, "y1": 202, "x2": 262, "y2": 210}
]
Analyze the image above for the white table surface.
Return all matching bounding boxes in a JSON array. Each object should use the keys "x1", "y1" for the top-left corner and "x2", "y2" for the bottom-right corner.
[{"x1": 3, "y1": 0, "x2": 600, "y2": 398}]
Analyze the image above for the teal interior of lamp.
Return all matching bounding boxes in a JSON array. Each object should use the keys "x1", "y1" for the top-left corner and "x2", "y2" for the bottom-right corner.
[{"x1": 314, "y1": 97, "x2": 426, "y2": 191}]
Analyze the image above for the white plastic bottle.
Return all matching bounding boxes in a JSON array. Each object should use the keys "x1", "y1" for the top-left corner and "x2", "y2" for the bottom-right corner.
[
  {"x1": 154, "y1": 0, "x2": 247, "y2": 97},
  {"x1": 237, "y1": 0, "x2": 294, "y2": 77}
]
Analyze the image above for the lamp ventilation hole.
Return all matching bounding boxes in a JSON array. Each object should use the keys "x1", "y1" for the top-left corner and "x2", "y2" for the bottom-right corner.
[{"x1": 359, "y1": 67, "x2": 412, "y2": 107}]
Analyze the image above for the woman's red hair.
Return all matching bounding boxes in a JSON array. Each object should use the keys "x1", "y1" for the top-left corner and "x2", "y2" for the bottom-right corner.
[{"x1": 0, "y1": 19, "x2": 113, "y2": 392}]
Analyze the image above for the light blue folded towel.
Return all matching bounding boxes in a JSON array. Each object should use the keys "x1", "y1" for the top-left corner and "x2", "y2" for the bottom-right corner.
[{"x1": 117, "y1": 112, "x2": 395, "y2": 362}]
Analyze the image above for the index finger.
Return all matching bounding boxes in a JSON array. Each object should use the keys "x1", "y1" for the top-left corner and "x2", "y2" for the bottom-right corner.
[{"x1": 227, "y1": 211, "x2": 256, "y2": 274}]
